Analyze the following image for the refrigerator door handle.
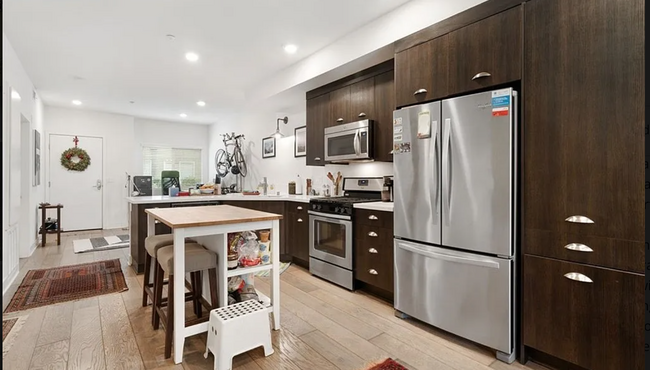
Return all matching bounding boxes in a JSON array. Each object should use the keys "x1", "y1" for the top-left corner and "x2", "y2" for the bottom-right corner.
[
  {"x1": 397, "y1": 242, "x2": 501, "y2": 269},
  {"x1": 442, "y1": 118, "x2": 452, "y2": 222},
  {"x1": 432, "y1": 122, "x2": 440, "y2": 213}
]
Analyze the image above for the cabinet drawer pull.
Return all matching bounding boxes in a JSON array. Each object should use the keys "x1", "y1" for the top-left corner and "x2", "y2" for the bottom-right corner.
[
  {"x1": 471, "y1": 72, "x2": 492, "y2": 80},
  {"x1": 297, "y1": 218, "x2": 303, "y2": 223},
  {"x1": 563, "y1": 272, "x2": 593, "y2": 283},
  {"x1": 297, "y1": 206, "x2": 303, "y2": 210},
  {"x1": 565, "y1": 215, "x2": 594, "y2": 224},
  {"x1": 368, "y1": 269, "x2": 378, "y2": 275},
  {"x1": 368, "y1": 215, "x2": 378, "y2": 220},
  {"x1": 314, "y1": 157, "x2": 321, "y2": 161},
  {"x1": 368, "y1": 231, "x2": 378, "y2": 237},
  {"x1": 154, "y1": 220, "x2": 161, "y2": 224},
  {"x1": 358, "y1": 112, "x2": 366, "y2": 118},
  {"x1": 413, "y1": 88, "x2": 428, "y2": 95},
  {"x1": 564, "y1": 243, "x2": 593, "y2": 253},
  {"x1": 336, "y1": 118, "x2": 344, "y2": 123},
  {"x1": 368, "y1": 248, "x2": 378, "y2": 254}
]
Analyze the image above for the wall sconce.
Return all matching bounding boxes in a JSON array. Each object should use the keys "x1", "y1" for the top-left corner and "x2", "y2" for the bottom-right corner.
[{"x1": 271, "y1": 116, "x2": 288, "y2": 139}]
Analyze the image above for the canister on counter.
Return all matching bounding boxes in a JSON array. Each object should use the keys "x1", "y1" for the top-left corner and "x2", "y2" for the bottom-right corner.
[
  {"x1": 306, "y1": 178, "x2": 312, "y2": 195},
  {"x1": 288, "y1": 181, "x2": 296, "y2": 195}
]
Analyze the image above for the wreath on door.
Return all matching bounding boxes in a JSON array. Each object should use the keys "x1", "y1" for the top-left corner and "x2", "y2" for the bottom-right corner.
[{"x1": 60, "y1": 136, "x2": 91, "y2": 171}]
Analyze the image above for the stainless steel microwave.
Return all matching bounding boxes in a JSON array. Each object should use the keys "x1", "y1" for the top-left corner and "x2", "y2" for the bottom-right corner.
[{"x1": 324, "y1": 120, "x2": 373, "y2": 162}]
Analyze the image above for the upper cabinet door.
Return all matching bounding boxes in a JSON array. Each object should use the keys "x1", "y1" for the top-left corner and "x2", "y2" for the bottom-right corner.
[
  {"x1": 349, "y1": 78, "x2": 375, "y2": 121},
  {"x1": 306, "y1": 93, "x2": 330, "y2": 166},
  {"x1": 373, "y1": 71, "x2": 395, "y2": 163},
  {"x1": 524, "y1": 0, "x2": 644, "y2": 241},
  {"x1": 329, "y1": 86, "x2": 351, "y2": 125},
  {"x1": 394, "y1": 35, "x2": 449, "y2": 108},
  {"x1": 447, "y1": 6, "x2": 522, "y2": 95}
]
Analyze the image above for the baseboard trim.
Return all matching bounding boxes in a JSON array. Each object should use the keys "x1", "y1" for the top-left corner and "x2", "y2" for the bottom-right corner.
[{"x1": 2, "y1": 265, "x2": 19, "y2": 296}]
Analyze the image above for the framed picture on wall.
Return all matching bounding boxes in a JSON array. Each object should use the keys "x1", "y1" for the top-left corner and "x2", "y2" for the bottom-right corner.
[
  {"x1": 262, "y1": 136, "x2": 276, "y2": 158},
  {"x1": 294, "y1": 126, "x2": 306, "y2": 157},
  {"x1": 33, "y1": 129, "x2": 41, "y2": 186}
]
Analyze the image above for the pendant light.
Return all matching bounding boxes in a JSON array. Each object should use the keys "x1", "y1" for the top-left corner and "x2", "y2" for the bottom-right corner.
[{"x1": 271, "y1": 116, "x2": 288, "y2": 139}]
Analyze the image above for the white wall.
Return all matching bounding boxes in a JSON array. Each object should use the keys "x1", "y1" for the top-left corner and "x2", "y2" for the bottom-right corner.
[
  {"x1": 2, "y1": 33, "x2": 46, "y2": 293},
  {"x1": 209, "y1": 108, "x2": 392, "y2": 194},
  {"x1": 44, "y1": 107, "x2": 136, "y2": 229}
]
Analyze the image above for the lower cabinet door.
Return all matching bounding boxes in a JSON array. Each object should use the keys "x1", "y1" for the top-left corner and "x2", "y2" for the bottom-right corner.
[{"x1": 523, "y1": 255, "x2": 643, "y2": 370}]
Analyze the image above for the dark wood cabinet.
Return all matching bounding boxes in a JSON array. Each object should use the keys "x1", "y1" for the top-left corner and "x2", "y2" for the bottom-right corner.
[
  {"x1": 353, "y1": 209, "x2": 394, "y2": 296},
  {"x1": 373, "y1": 71, "x2": 395, "y2": 163},
  {"x1": 130, "y1": 203, "x2": 172, "y2": 273},
  {"x1": 447, "y1": 6, "x2": 522, "y2": 95},
  {"x1": 349, "y1": 77, "x2": 375, "y2": 122},
  {"x1": 329, "y1": 86, "x2": 351, "y2": 125},
  {"x1": 286, "y1": 203, "x2": 309, "y2": 267},
  {"x1": 394, "y1": 35, "x2": 449, "y2": 107},
  {"x1": 523, "y1": 255, "x2": 643, "y2": 370},
  {"x1": 306, "y1": 93, "x2": 330, "y2": 166}
]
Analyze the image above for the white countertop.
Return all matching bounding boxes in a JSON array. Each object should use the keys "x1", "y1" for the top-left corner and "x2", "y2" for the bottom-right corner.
[
  {"x1": 353, "y1": 201, "x2": 394, "y2": 212},
  {"x1": 126, "y1": 194, "x2": 315, "y2": 205}
]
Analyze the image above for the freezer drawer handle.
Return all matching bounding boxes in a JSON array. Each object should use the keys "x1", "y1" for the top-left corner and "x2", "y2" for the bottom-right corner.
[
  {"x1": 368, "y1": 231, "x2": 378, "y2": 237},
  {"x1": 413, "y1": 88, "x2": 428, "y2": 96},
  {"x1": 368, "y1": 248, "x2": 378, "y2": 254},
  {"x1": 565, "y1": 215, "x2": 594, "y2": 224},
  {"x1": 368, "y1": 215, "x2": 378, "y2": 220},
  {"x1": 471, "y1": 72, "x2": 492, "y2": 80},
  {"x1": 563, "y1": 272, "x2": 593, "y2": 283},
  {"x1": 564, "y1": 243, "x2": 593, "y2": 253},
  {"x1": 397, "y1": 242, "x2": 501, "y2": 269},
  {"x1": 368, "y1": 269, "x2": 378, "y2": 275}
]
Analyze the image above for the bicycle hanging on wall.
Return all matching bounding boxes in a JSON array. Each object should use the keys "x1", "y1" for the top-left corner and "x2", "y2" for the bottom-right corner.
[{"x1": 214, "y1": 132, "x2": 247, "y2": 179}]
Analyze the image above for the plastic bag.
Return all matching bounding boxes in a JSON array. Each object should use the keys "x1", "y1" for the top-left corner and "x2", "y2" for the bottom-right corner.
[{"x1": 238, "y1": 237, "x2": 261, "y2": 267}]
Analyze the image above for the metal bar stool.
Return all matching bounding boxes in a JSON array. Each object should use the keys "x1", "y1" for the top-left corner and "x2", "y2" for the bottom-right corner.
[{"x1": 153, "y1": 243, "x2": 219, "y2": 359}]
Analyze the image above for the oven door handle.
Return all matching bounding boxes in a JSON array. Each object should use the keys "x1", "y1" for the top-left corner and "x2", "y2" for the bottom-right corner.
[{"x1": 308, "y1": 210, "x2": 352, "y2": 221}]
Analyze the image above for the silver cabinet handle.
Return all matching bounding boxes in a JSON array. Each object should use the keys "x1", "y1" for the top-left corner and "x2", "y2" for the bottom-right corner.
[
  {"x1": 413, "y1": 88, "x2": 428, "y2": 95},
  {"x1": 564, "y1": 243, "x2": 593, "y2": 253},
  {"x1": 471, "y1": 72, "x2": 492, "y2": 80},
  {"x1": 314, "y1": 157, "x2": 321, "y2": 161},
  {"x1": 368, "y1": 248, "x2": 378, "y2": 254},
  {"x1": 297, "y1": 206, "x2": 303, "y2": 210},
  {"x1": 297, "y1": 218, "x2": 303, "y2": 223},
  {"x1": 336, "y1": 118, "x2": 344, "y2": 122},
  {"x1": 563, "y1": 272, "x2": 593, "y2": 283},
  {"x1": 368, "y1": 231, "x2": 378, "y2": 237},
  {"x1": 154, "y1": 220, "x2": 161, "y2": 224},
  {"x1": 565, "y1": 215, "x2": 594, "y2": 224},
  {"x1": 358, "y1": 112, "x2": 366, "y2": 118},
  {"x1": 368, "y1": 215, "x2": 378, "y2": 220},
  {"x1": 368, "y1": 269, "x2": 378, "y2": 275}
]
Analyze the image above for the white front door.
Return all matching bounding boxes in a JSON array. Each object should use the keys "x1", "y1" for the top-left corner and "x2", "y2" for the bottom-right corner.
[{"x1": 48, "y1": 134, "x2": 103, "y2": 231}]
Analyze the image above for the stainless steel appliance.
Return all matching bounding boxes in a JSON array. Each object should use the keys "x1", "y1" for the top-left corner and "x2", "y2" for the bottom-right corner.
[
  {"x1": 309, "y1": 177, "x2": 382, "y2": 289},
  {"x1": 324, "y1": 120, "x2": 373, "y2": 162},
  {"x1": 393, "y1": 88, "x2": 517, "y2": 363}
]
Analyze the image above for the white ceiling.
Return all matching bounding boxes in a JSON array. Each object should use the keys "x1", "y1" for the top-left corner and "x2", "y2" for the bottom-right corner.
[{"x1": 3, "y1": 0, "x2": 411, "y2": 124}]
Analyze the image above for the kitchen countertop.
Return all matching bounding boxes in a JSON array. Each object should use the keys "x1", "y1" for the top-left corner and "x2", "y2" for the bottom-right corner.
[
  {"x1": 145, "y1": 204, "x2": 283, "y2": 228},
  {"x1": 353, "y1": 201, "x2": 394, "y2": 212},
  {"x1": 126, "y1": 194, "x2": 315, "y2": 204}
]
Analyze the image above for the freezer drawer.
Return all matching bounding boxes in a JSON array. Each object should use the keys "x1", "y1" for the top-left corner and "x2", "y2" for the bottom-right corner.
[{"x1": 394, "y1": 239, "x2": 513, "y2": 354}]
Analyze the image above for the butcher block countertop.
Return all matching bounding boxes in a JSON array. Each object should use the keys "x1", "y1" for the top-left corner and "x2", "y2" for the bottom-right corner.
[{"x1": 145, "y1": 204, "x2": 283, "y2": 229}]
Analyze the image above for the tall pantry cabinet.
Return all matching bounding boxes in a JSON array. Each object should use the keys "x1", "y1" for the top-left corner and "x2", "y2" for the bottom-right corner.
[{"x1": 522, "y1": 0, "x2": 644, "y2": 369}]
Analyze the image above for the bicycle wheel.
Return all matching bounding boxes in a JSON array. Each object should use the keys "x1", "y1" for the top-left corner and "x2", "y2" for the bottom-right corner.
[
  {"x1": 232, "y1": 147, "x2": 247, "y2": 177},
  {"x1": 214, "y1": 149, "x2": 229, "y2": 178}
]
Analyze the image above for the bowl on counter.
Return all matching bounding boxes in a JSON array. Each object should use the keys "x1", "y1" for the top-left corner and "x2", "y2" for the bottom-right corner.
[{"x1": 200, "y1": 188, "x2": 214, "y2": 194}]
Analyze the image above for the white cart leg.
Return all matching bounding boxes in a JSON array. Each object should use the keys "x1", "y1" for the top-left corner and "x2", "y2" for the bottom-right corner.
[
  {"x1": 270, "y1": 219, "x2": 280, "y2": 330},
  {"x1": 173, "y1": 229, "x2": 186, "y2": 364},
  {"x1": 218, "y1": 233, "x2": 228, "y2": 307}
]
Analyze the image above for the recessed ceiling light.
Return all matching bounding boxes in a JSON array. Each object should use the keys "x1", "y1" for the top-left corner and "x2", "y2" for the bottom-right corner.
[
  {"x1": 72, "y1": 100, "x2": 82, "y2": 105},
  {"x1": 196, "y1": 101, "x2": 206, "y2": 107},
  {"x1": 11, "y1": 90, "x2": 21, "y2": 100},
  {"x1": 180, "y1": 113, "x2": 187, "y2": 118},
  {"x1": 185, "y1": 52, "x2": 199, "y2": 62},
  {"x1": 283, "y1": 44, "x2": 298, "y2": 54}
]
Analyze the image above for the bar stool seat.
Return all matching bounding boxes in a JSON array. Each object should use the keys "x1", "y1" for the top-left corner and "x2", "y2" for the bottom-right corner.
[{"x1": 154, "y1": 243, "x2": 219, "y2": 359}]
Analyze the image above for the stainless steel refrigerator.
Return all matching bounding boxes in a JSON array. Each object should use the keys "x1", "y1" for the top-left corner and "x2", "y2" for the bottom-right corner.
[{"x1": 393, "y1": 88, "x2": 517, "y2": 363}]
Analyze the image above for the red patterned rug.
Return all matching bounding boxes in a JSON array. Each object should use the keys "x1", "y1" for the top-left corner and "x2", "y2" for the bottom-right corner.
[
  {"x1": 4, "y1": 259, "x2": 128, "y2": 313},
  {"x1": 2, "y1": 318, "x2": 18, "y2": 342},
  {"x1": 365, "y1": 359, "x2": 409, "y2": 370}
]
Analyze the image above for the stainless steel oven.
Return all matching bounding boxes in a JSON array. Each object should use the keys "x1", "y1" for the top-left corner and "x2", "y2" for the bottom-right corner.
[
  {"x1": 324, "y1": 120, "x2": 373, "y2": 162},
  {"x1": 308, "y1": 210, "x2": 354, "y2": 289}
]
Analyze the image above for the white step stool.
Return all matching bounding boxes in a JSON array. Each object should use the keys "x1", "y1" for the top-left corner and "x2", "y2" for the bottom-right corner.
[{"x1": 204, "y1": 299, "x2": 274, "y2": 370}]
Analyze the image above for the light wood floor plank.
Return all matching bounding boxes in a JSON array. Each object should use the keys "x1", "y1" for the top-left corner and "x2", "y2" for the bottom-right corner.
[
  {"x1": 37, "y1": 301, "x2": 75, "y2": 347},
  {"x1": 278, "y1": 272, "x2": 319, "y2": 293},
  {"x1": 3, "y1": 307, "x2": 48, "y2": 370},
  {"x1": 29, "y1": 339, "x2": 69, "y2": 370},
  {"x1": 68, "y1": 305, "x2": 106, "y2": 370},
  {"x1": 269, "y1": 328, "x2": 338, "y2": 370},
  {"x1": 370, "y1": 333, "x2": 454, "y2": 370},
  {"x1": 98, "y1": 294, "x2": 145, "y2": 370},
  {"x1": 299, "y1": 330, "x2": 365, "y2": 370}
]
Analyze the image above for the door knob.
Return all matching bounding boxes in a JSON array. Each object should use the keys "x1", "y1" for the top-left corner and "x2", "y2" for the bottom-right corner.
[{"x1": 93, "y1": 179, "x2": 102, "y2": 190}]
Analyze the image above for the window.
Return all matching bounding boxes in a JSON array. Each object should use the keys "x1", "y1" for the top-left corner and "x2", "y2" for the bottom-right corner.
[{"x1": 142, "y1": 146, "x2": 202, "y2": 190}]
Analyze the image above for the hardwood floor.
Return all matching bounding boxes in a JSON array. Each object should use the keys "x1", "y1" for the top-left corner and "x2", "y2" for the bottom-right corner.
[{"x1": 3, "y1": 230, "x2": 548, "y2": 370}]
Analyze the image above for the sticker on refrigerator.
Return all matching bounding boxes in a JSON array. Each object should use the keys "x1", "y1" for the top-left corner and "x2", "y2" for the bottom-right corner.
[
  {"x1": 393, "y1": 126, "x2": 403, "y2": 134},
  {"x1": 393, "y1": 134, "x2": 403, "y2": 142},
  {"x1": 492, "y1": 107, "x2": 509, "y2": 116},
  {"x1": 393, "y1": 117, "x2": 403, "y2": 126},
  {"x1": 417, "y1": 111, "x2": 431, "y2": 139}
]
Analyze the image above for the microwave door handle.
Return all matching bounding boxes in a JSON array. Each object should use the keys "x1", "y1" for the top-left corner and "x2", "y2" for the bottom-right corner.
[{"x1": 353, "y1": 130, "x2": 360, "y2": 155}]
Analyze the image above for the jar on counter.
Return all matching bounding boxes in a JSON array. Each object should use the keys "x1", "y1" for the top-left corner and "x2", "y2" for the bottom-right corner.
[{"x1": 288, "y1": 181, "x2": 296, "y2": 195}]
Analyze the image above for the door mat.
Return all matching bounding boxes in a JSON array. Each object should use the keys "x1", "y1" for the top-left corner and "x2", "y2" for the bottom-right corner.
[
  {"x1": 2, "y1": 315, "x2": 28, "y2": 358},
  {"x1": 4, "y1": 259, "x2": 128, "y2": 313},
  {"x1": 254, "y1": 262, "x2": 291, "y2": 278},
  {"x1": 73, "y1": 234, "x2": 129, "y2": 253},
  {"x1": 363, "y1": 358, "x2": 409, "y2": 370}
]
